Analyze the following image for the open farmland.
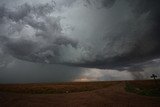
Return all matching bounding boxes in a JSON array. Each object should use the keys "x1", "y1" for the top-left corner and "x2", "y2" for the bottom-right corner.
[
  {"x1": 0, "y1": 81, "x2": 119, "y2": 94},
  {"x1": 0, "y1": 80, "x2": 160, "y2": 107}
]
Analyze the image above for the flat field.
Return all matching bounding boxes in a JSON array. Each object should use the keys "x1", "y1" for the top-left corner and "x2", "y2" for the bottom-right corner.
[{"x1": 0, "y1": 80, "x2": 160, "y2": 107}]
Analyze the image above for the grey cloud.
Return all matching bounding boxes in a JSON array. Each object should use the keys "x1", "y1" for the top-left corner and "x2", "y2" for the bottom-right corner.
[
  {"x1": 0, "y1": 59, "x2": 82, "y2": 83},
  {"x1": 6, "y1": 39, "x2": 37, "y2": 57},
  {"x1": 74, "y1": 0, "x2": 160, "y2": 69},
  {"x1": 84, "y1": 0, "x2": 116, "y2": 9},
  {"x1": 3, "y1": 2, "x2": 55, "y2": 22},
  {"x1": 131, "y1": 72, "x2": 145, "y2": 80},
  {"x1": 0, "y1": 0, "x2": 160, "y2": 70},
  {"x1": 101, "y1": 0, "x2": 116, "y2": 8},
  {"x1": 0, "y1": 1, "x2": 78, "y2": 64}
]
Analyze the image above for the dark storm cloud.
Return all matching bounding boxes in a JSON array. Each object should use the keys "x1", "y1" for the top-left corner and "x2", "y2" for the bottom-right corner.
[
  {"x1": 85, "y1": 0, "x2": 116, "y2": 9},
  {"x1": 72, "y1": 0, "x2": 160, "y2": 69},
  {"x1": 0, "y1": 0, "x2": 160, "y2": 70},
  {"x1": 0, "y1": 59, "x2": 82, "y2": 83},
  {"x1": 0, "y1": 1, "x2": 78, "y2": 64}
]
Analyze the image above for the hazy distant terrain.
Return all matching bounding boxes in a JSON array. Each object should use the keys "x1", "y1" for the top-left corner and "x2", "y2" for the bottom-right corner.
[{"x1": 0, "y1": 80, "x2": 160, "y2": 107}]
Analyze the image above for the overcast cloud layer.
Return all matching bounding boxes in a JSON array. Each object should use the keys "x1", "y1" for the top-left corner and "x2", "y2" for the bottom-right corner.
[
  {"x1": 0, "y1": 0, "x2": 160, "y2": 83},
  {"x1": 0, "y1": 0, "x2": 160, "y2": 69}
]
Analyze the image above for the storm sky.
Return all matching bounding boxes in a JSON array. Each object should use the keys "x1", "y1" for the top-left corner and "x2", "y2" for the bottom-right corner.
[{"x1": 0, "y1": 0, "x2": 160, "y2": 83}]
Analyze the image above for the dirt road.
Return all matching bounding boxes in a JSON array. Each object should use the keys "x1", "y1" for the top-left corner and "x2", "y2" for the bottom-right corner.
[{"x1": 0, "y1": 82, "x2": 160, "y2": 107}]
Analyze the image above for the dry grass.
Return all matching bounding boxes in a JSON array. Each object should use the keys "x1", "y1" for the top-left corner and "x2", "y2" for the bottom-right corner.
[
  {"x1": 126, "y1": 79, "x2": 160, "y2": 89},
  {"x1": 0, "y1": 80, "x2": 160, "y2": 107},
  {"x1": 125, "y1": 79, "x2": 160, "y2": 97},
  {"x1": 0, "y1": 81, "x2": 120, "y2": 94}
]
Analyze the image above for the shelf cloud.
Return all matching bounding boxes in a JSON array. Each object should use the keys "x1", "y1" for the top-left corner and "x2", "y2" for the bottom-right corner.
[{"x1": 0, "y1": 0, "x2": 160, "y2": 70}]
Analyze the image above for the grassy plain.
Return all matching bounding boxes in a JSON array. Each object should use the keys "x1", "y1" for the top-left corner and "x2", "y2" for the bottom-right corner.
[
  {"x1": 0, "y1": 81, "x2": 119, "y2": 94},
  {"x1": 0, "y1": 80, "x2": 160, "y2": 107}
]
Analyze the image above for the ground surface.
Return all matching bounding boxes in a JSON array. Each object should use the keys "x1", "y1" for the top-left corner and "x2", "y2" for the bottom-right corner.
[{"x1": 0, "y1": 80, "x2": 160, "y2": 107}]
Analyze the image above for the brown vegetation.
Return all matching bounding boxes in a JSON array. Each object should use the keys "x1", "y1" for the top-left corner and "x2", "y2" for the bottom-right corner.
[
  {"x1": 0, "y1": 80, "x2": 160, "y2": 107},
  {"x1": 0, "y1": 81, "x2": 119, "y2": 94}
]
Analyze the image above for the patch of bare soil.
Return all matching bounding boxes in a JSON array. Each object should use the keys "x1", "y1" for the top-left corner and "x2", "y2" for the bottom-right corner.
[{"x1": 0, "y1": 81, "x2": 160, "y2": 107}]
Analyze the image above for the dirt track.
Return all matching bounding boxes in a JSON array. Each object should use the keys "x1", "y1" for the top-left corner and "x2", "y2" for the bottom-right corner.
[{"x1": 0, "y1": 82, "x2": 160, "y2": 107}]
